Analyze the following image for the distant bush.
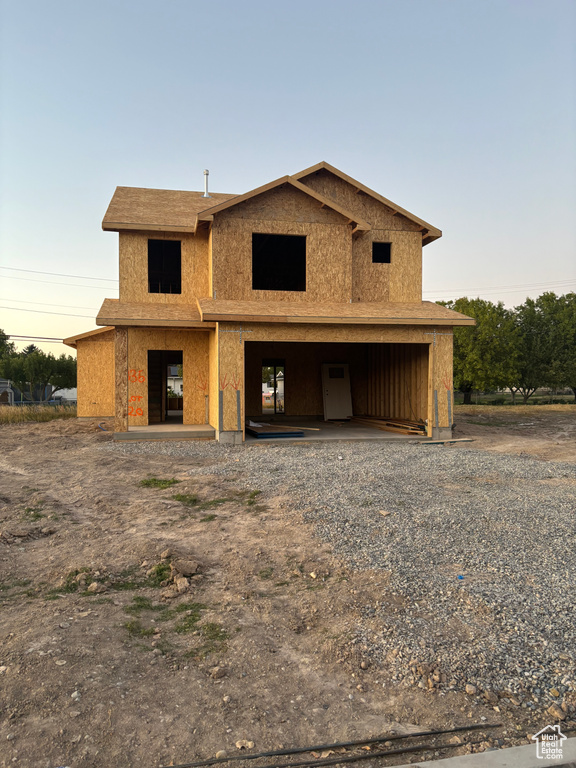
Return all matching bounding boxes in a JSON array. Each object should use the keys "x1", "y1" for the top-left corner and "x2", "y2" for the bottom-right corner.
[{"x1": 0, "y1": 404, "x2": 77, "y2": 424}]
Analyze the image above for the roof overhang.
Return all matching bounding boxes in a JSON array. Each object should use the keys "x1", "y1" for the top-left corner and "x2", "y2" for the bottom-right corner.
[
  {"x1": 96, "y1": 299, "x2": 215, "y2": 329},
  {"x1": 293, "y1": 161, "x2": 442, "y2": 245},
  {"x1": 194, "y1": 176, "x2": 371, "y2": 234},
  {"x1": 63, "y1": 327, "x2": 115, "y2": 348},
  {"x1": 196, "y1": 298, "x2": 475, "y2": 326}
]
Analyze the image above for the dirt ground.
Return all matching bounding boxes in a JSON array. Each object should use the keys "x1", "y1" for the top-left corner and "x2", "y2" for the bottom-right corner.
[{"x1": 0, "y1": 405, "x2": 574, "y2": 768}]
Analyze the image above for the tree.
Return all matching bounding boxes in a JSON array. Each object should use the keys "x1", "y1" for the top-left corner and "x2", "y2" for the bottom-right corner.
[
  {"x1": 0, "y1": 350, "x2": 77, "y2": 402},
  {"x1": 512, "y1": 292, "x2": 576, "y2": 403},
  {"x1": 0, "y1": 329, "x2": 15, "y2": 358},
  {"x1": 439, "y1": 298, "x2": 518, "y2": 404},
  {"x1": 22, "y1": 344, "x2": 40, "y2": 356}
]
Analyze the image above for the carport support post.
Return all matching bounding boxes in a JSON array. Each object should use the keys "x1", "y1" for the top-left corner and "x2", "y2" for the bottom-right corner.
[
  {"x1": 426, "y1": 328, "x2": 453, "y2": 440},
  {"x1": 114, "y1": 327, "x2": 128, "y2": 433},
  {"x1": 216, "y1": 323, "x2": 244, "y2": 444}
]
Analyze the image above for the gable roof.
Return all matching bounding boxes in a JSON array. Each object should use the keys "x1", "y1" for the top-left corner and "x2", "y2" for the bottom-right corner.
[
  {"x1": 195, "y1": 176, "x2": 371, "y2": 233},
  {"x1": 293, "y1": 161, "x2": 442, "y2": 245},
  {"x1": 63, "y1": 327, "x2": 115, "y2": 348},
  {"x1": 102, "y1": 187, "x2": 237, "y2": 232}
]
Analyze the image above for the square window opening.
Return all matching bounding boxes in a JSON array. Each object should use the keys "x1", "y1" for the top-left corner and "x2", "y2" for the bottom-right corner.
[
  {"x1": 148, "y1": 239, "x2": 182, "y2": 294},
  {"x1": 252, "y1": 233, "x2": 306, "y2": 292},
  {"x1": 372, "y1": 242, "x2": 391, "y2": 264}
]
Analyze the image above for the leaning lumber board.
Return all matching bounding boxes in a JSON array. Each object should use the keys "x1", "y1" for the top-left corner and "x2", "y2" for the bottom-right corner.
[{"x1": 421, "y1": 438, "x2": 474, "y2": 444}]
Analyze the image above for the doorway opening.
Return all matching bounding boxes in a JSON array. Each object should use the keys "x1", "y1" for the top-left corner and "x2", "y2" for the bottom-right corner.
[
  {"x1": 261, "y1": 359, "x2": 285, "y2": 415},
  {"x1": 147, "y1": 350, "x2": 183, "y2": 424}
]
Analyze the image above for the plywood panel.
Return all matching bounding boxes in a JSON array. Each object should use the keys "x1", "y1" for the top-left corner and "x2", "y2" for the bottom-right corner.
[
  {"x1": 217, "y1": 325, "x2": 245, "y2": 432},
  {"x1": 208, "y1": 324, "x2": 219, "y2": 429},
  {"x1": 76, "y1": 329, "x2": 115, "y2": 417},
  {"x1": 125, "y1": 328, "x2": 211, "y2": 426},
  {"x1": 367, "y1": 343, "x2": 428, "y2": 423},
  {"x1": 211, "y1": 207, "x2": 353, "y2": 304},
  {"x1": 353, "y1": 230, "x2": 422, "y2": 303},
  {"x1": 114, "y1": 328, "x2": 128, "y2": 432},
  {"x1": 244, "y1": 321, "x2": 434, "y2": 345},
  {"x1": 298, "y1": 169, "x2": 423, "y2": 231},
  {"x1": 245, "y1": 341, "x2": 369, "y2": 418},
  {"x1": 428, "y1": 328, "x2": 454, "y2": 428},
  {"x1": 119, "y1": 231, "x2": 210, "y2": 304}
]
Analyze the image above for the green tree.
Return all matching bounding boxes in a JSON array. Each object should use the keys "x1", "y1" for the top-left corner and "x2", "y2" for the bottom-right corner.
[
  {"x1": 0, "y1": 329, "x2": 15, "y2": 358},
  {"x1": 512, "y1": 292, "x2": 576, "y2": 403},
  {"x1": 0, "y1": 351, "x2": 77, "y2": 402},
  {"x1": 440, "y1": 298, "x2": 517, "y2": 404}
]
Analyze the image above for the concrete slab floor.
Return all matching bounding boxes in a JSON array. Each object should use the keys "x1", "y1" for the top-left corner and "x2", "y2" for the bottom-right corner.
[{"x1": 245, "y1": 418, "x2": 428, "y2": 443}]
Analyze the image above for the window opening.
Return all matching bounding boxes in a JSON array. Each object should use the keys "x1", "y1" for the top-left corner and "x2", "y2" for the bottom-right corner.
[
  {"x1": 148, "y1": 239, "x2": 182, "y2": 294},
  {"x1": 372, "y1": 242, "x2": 391, "y2": 264},
  {"x1": 252, "y1": 234, "x2": 306, "y2": 291}
]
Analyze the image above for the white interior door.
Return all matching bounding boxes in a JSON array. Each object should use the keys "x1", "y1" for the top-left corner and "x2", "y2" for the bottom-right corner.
[{"x1": 322, "y1": 364, "x2": 353, "y2": 420}]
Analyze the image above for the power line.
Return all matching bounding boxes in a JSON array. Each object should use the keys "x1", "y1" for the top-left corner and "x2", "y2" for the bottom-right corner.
[
  {"x1": 8, "y1": 335, "x2": 65, "y2": 341},
  {"x1": 0, "y1": 298, "x2": 98, "y2": 311},
  {"x1": 0, "y1": 306, "x2": 94, "y2": 319},
  {"x1": 0, "y1": 266, "x2": 118, "y2": 282},
  {"x1": 423, "y1": 279, "x2": 576, "y2": 294},
  {"x1": 0, "y1": 274, "x2": 119, "y2": 290}
]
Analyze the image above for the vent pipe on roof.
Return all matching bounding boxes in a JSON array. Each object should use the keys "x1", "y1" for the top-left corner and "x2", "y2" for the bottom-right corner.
[{"x1": 203, "y1": 169, "x2": 211, "y2": 198}]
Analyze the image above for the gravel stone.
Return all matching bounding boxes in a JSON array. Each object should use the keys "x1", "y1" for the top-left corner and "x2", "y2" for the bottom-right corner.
[{"x1": 104, "y1": 440, "x2": 576, "y2": 713}]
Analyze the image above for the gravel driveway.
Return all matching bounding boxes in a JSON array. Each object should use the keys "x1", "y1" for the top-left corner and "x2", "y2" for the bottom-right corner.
[{"x1": 107, "y1": 439, "x2": 576, "y2": 716}]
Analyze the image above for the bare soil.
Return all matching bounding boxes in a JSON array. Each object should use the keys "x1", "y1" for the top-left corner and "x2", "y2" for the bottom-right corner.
[{"x1": 1, "y1": 406, "x2": 574, "y2": 768}]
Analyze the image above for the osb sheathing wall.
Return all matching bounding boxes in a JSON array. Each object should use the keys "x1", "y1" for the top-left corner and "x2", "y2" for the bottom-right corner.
[
  {"x1": 428, "y1": 332, "x2": 453, "y2": 431},
  {"x1": 367, "y1": 344, "x2": 428, "y2": 422},
  {"x1": 123, "y1": 328, "x2": 210, "y2": 427},
  {"x1": 76, "y1": 331, "x2": 115, "y2": 417},
  {"x1": 119, "y1": 230, "x2": 210, "y2": 304},
  {"x1": 352, "y1": 230, "x2": 422, "y2": 302},
  {"x1": 217, "y1": 327, "x2": 245, "y2": 432},
  {"x1": 208, "y1": 325, "x2": 219, "y2": 429},
  {"x1": 245, "y1": 341, "x2": 368, "y2": 417},
  {"x1": 211, "y1": 186, "x2": 353, "y2": 303},
  {"x1": 299, "y1": 170, "x2": 423, "y2": 303}
]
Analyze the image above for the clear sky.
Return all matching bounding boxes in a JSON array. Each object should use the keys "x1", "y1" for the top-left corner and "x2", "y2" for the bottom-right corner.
[{"x1": 1, "y1": 0, "x2": 575, "y2": 354}]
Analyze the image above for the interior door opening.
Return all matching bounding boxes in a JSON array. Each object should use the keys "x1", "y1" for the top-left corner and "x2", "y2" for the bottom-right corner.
[
  {"x1": 262, "y1": 360, "x2": 285, "y2": 415},
  {"x1": 147, "y1": 350, "x2": 183, "y2": 424}
]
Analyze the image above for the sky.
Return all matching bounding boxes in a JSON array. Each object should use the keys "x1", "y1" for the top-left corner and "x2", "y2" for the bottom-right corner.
[{"x1": 1, "y1": 0, "x2": 575, "y2": 354}]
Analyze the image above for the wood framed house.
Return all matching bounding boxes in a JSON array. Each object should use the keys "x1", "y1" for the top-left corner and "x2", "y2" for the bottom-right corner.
[{"x1": 64, "y1": 162, "x2": 473, "y2": 442}]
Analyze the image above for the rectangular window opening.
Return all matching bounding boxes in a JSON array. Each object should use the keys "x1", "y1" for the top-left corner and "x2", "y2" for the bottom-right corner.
[
  {"x1": 372, "y1": 242, "x2": 391, "y2": 264},
  {"x1": 148, "y1": 239, "x2": 182, "y2": 294},
  {"x1": 252, "y1": 233, "x2": 306, "y2": 292}
]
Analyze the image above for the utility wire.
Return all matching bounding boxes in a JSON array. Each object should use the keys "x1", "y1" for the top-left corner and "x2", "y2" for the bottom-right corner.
[
  {"x1": 0, "y1": 274, "x2": 118, "y2": 290},
  {"x1": 0, "y1": 306, "x2": 94, "y2": 319},
  {"x1": 0, "y1": 298, "x2": 98, "y2": 311},
  {"x1": 8, "y1": 335, "x2": 65, "y2": 341},
  {"x1": 0, "y1": 266, "x2": 118, "y2": 282},
  {"x1": 423, "y1": 279, "x2": 576, "y2": 294}
]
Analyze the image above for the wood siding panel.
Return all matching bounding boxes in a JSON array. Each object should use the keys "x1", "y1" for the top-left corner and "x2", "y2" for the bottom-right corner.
[
  {"x1": 298, "y1": 170, "x2": 423, "y2": 231},
  {"x1": 76, "y1": 330, "x2": 115, "y2": 418},
  {"x1": 353, "y1": 230, "x2": 422, "y2": 303},
  {"x1": 211, "y1": 187, "x2": 353, "y2": 304},
  {"x1": 245, "y1": 342, "x2": 368, "y2": 418},
  {"x1": 119, "y1": 231, "x2": 210, "y2": 304},
  {"x1": 125, "y1": 328, "x2": 211, "y2": 427},
  {"x1": 366, "y1": 343, "x2": 428, "y2": 422}
]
